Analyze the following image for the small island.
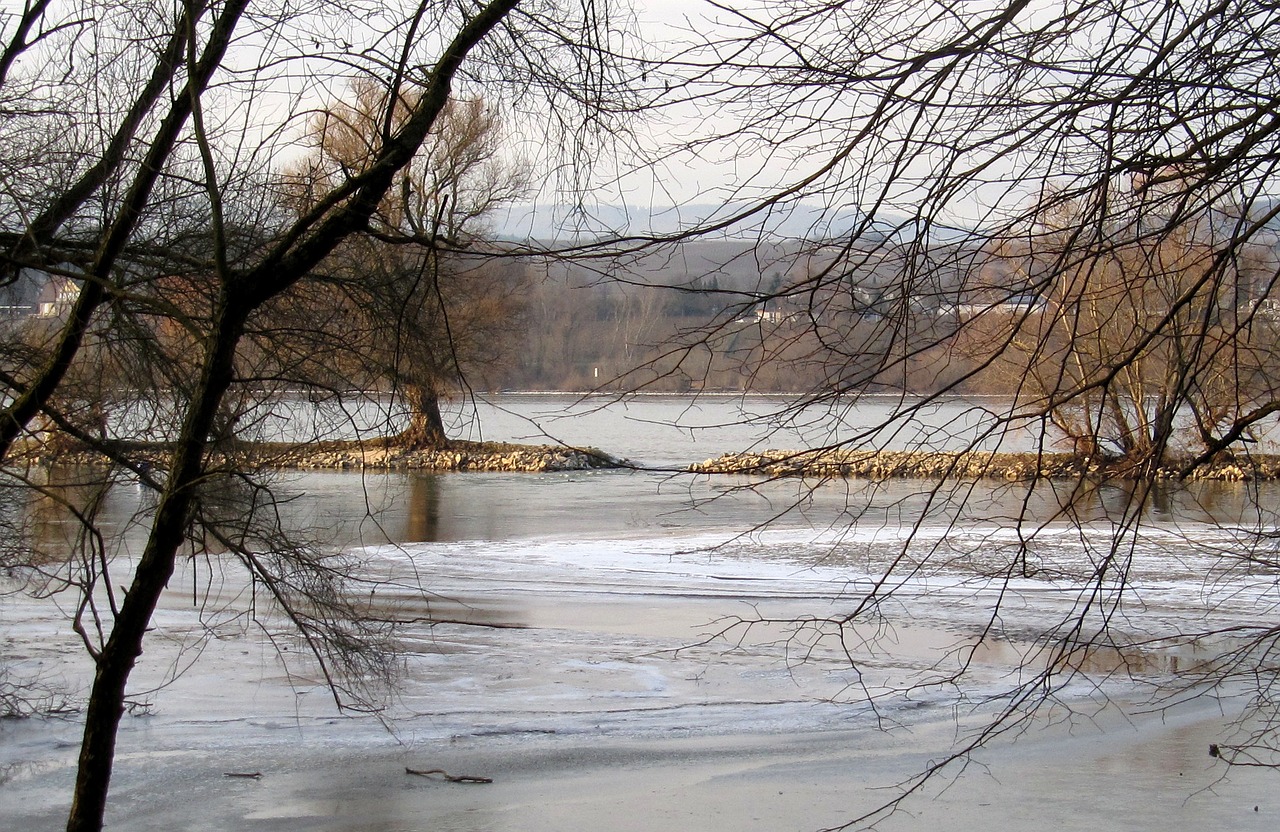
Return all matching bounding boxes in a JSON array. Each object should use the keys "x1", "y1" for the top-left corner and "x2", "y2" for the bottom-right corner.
[
  {"x1": 689, "y1": 448, "x2": 1280, "y2": 481},
  {"x1": 16, "y1": 438, "x2": 626, "y2": 473}
]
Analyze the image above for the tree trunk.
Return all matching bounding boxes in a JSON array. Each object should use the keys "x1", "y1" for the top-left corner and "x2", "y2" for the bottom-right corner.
[
  {"x1": 400, "y1": 383, "x2": 448, "y2": 448},
  {"x1": 52, "y1": 3, "x2": 520, "y2": 825},
  {"x1": 64, "y1": 305, "x2": 244, "y2": 832},
  {"x1": 0, "y1": 0, "x2": 245, "y2": 463}
]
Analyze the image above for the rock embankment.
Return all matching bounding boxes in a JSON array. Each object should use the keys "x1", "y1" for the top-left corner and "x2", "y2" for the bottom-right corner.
[
  {"x1": 688, "y1": 449, "x2": 1280, "y2": 481},
  {"x1": 19, "y1": 440, "x2": 625, "y2": 473},
  {"x1": 275, "y1": 441, "x2": 624, "y2": 472}
]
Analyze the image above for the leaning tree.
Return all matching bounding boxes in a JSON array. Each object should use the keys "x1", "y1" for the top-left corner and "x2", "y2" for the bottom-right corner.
[{"x1": 0, "y1": 1, "x2": 636, "y2": 829}]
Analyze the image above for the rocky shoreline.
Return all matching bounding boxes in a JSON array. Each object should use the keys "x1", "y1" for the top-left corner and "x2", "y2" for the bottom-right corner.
[
  {"x1": 688, "y1": 449, "x2": 1280, "y2": 482},
  {"x1": 15, "y1": 440, "x2": 627, "y2": 473},
  {"x1": 20, "y1": 439, "x2": 1280, "y2": 481},
  {"x1": 270, "y1": 440, "x2": 626, "y2": 472}
]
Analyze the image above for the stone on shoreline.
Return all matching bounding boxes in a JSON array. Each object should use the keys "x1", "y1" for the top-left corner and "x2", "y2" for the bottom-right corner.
[
  {"x1": 19, "y1": 438, "x2": 1280, "y2": 481},
  {"x1": 15, "y1": 440, "x2": 627, "y2": 473},
  {"x1": 687, "y1": 449, "x2": 1280, "y2": 482},
  {"x1": 279, "y1": 442, "x2": 625, "y2": 472}
]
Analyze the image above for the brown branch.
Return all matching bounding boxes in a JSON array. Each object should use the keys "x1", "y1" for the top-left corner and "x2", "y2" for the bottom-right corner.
[{"x1": 405, "y1": 767, "x2": 493, "y2": 784}]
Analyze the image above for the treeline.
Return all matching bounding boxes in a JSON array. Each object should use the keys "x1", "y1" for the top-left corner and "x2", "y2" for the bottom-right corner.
[
  {"x1": 487, "y1": 240, "x2": 824, "y2": 393},
  {"x1": 480, "y1": 226, "x2": 1280, "y2": 414}
]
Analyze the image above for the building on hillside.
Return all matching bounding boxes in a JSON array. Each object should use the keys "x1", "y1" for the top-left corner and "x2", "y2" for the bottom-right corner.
[
  {"x1": 0, "y1": 267, "x2": 50, "y2": 318},
  {"x1": 36, "y1": 277, "x2": 80, "y2": 318}
]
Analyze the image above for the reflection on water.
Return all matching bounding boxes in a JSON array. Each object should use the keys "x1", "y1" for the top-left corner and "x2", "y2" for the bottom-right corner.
[
  {"x1": 11, "y1": 463, "x2": 1280, "y2": 559},
  {"x1": 405, "y1": 475, "x2": 443, "y2": 542},
  {"x1": 965, "y1": 629, "x2": 1220, "y2": 678},
  {"x1": 8, "y1": 394, "x2": 1280, "y2": 558},
  {"x1": 6, "y1": 395, "x2": 1280, "y2": 832},
  {"x1": 0, "y1": 465, "x2": 141, "y2": 569}
]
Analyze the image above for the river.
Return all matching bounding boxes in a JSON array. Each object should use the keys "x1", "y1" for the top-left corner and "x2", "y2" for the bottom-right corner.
[{"x1": 2, "y1": 394, "x2": 1278, "y2": 830}]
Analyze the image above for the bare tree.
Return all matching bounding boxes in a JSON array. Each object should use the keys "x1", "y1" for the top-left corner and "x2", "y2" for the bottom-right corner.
[
  {"x1": 0, "y1": 2, "x2": 633, "y2": 830},
  {"x1": 280, "y1": 82, "x2": 530, "y2": 446},
  {"x1": 599, "y1": 0, "x2": 1280, "y2": 821},
  {"x1": 9, "y1": 0, "x2": 1280, "y2": 828},
  {"x1": 980, "y1": 186, "x2": 1280, "y2": 468}
]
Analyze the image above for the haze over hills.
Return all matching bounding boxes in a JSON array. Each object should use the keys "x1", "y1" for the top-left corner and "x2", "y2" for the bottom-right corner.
[
  {"x1": 493, "y1": 202, "x2": 909, "y2": 242},
  {"x1": 494, "y1": 196, "x2": 1280, "y2": 245},
  {"x1": 495, "y1": 203, "x2": 989, "y2": 297}
]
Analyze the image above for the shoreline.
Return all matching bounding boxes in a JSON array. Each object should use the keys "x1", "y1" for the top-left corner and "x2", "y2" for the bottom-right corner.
[
  {"x1": 13, "y1": 439, "x2": 628, "y2": 473},
  {"x1": 17, "y1": 439, "x2": 1280, "y2": 481},
  {"x1": 260, "y1": 440, "x2": 626, "y2": 472},
  {"x1": 688, "y1": 448, "x2": 1280, "y2": 481}
]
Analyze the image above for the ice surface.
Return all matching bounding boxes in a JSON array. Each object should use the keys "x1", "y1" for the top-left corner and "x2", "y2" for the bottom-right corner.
[{"x1": 5, "y1": 398, "x2": 1280, "y2": 829}]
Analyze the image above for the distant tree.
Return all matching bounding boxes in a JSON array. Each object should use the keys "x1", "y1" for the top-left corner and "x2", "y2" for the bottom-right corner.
[
  {"x1": 281, "y1": 82, "x2": 529, "y2": 447},
  {"x1": 973, "y1": 183, "x2": 1280, "y2": 469},
  {"x1": 10, "y1": 0, "x2": 1280, "y2": 829}
]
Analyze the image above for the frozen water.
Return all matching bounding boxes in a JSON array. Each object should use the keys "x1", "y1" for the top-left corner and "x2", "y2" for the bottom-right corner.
[{"x1": 4, "y1": 395, "x2": 1280, "y2": 829}]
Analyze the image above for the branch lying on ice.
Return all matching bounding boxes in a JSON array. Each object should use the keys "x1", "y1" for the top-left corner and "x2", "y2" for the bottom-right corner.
[{"x1": 405, "y1": 767, "x2": 493, "y2": 784}]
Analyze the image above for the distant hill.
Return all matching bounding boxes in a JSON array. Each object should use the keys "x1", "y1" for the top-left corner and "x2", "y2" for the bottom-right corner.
[{"x1": 493, "y1": 202, "x2": 901, "y2": 242}]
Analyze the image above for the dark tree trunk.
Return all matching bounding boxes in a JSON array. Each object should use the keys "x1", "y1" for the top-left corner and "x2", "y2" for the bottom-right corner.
[
  {"x1": 400, "y1": 383, "x2": 448, "y2": 448},
  {"x1": 64, "y1": 305, "x2": 244, "y2": 832},
  {"x1": 53, "y1": 4, "x2": 519, "y2": 827}
]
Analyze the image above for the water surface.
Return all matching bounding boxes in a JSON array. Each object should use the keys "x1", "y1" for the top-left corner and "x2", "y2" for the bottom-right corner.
[{"x1": 3, "y1": 394, "x2": 1279, "y2": 831}]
